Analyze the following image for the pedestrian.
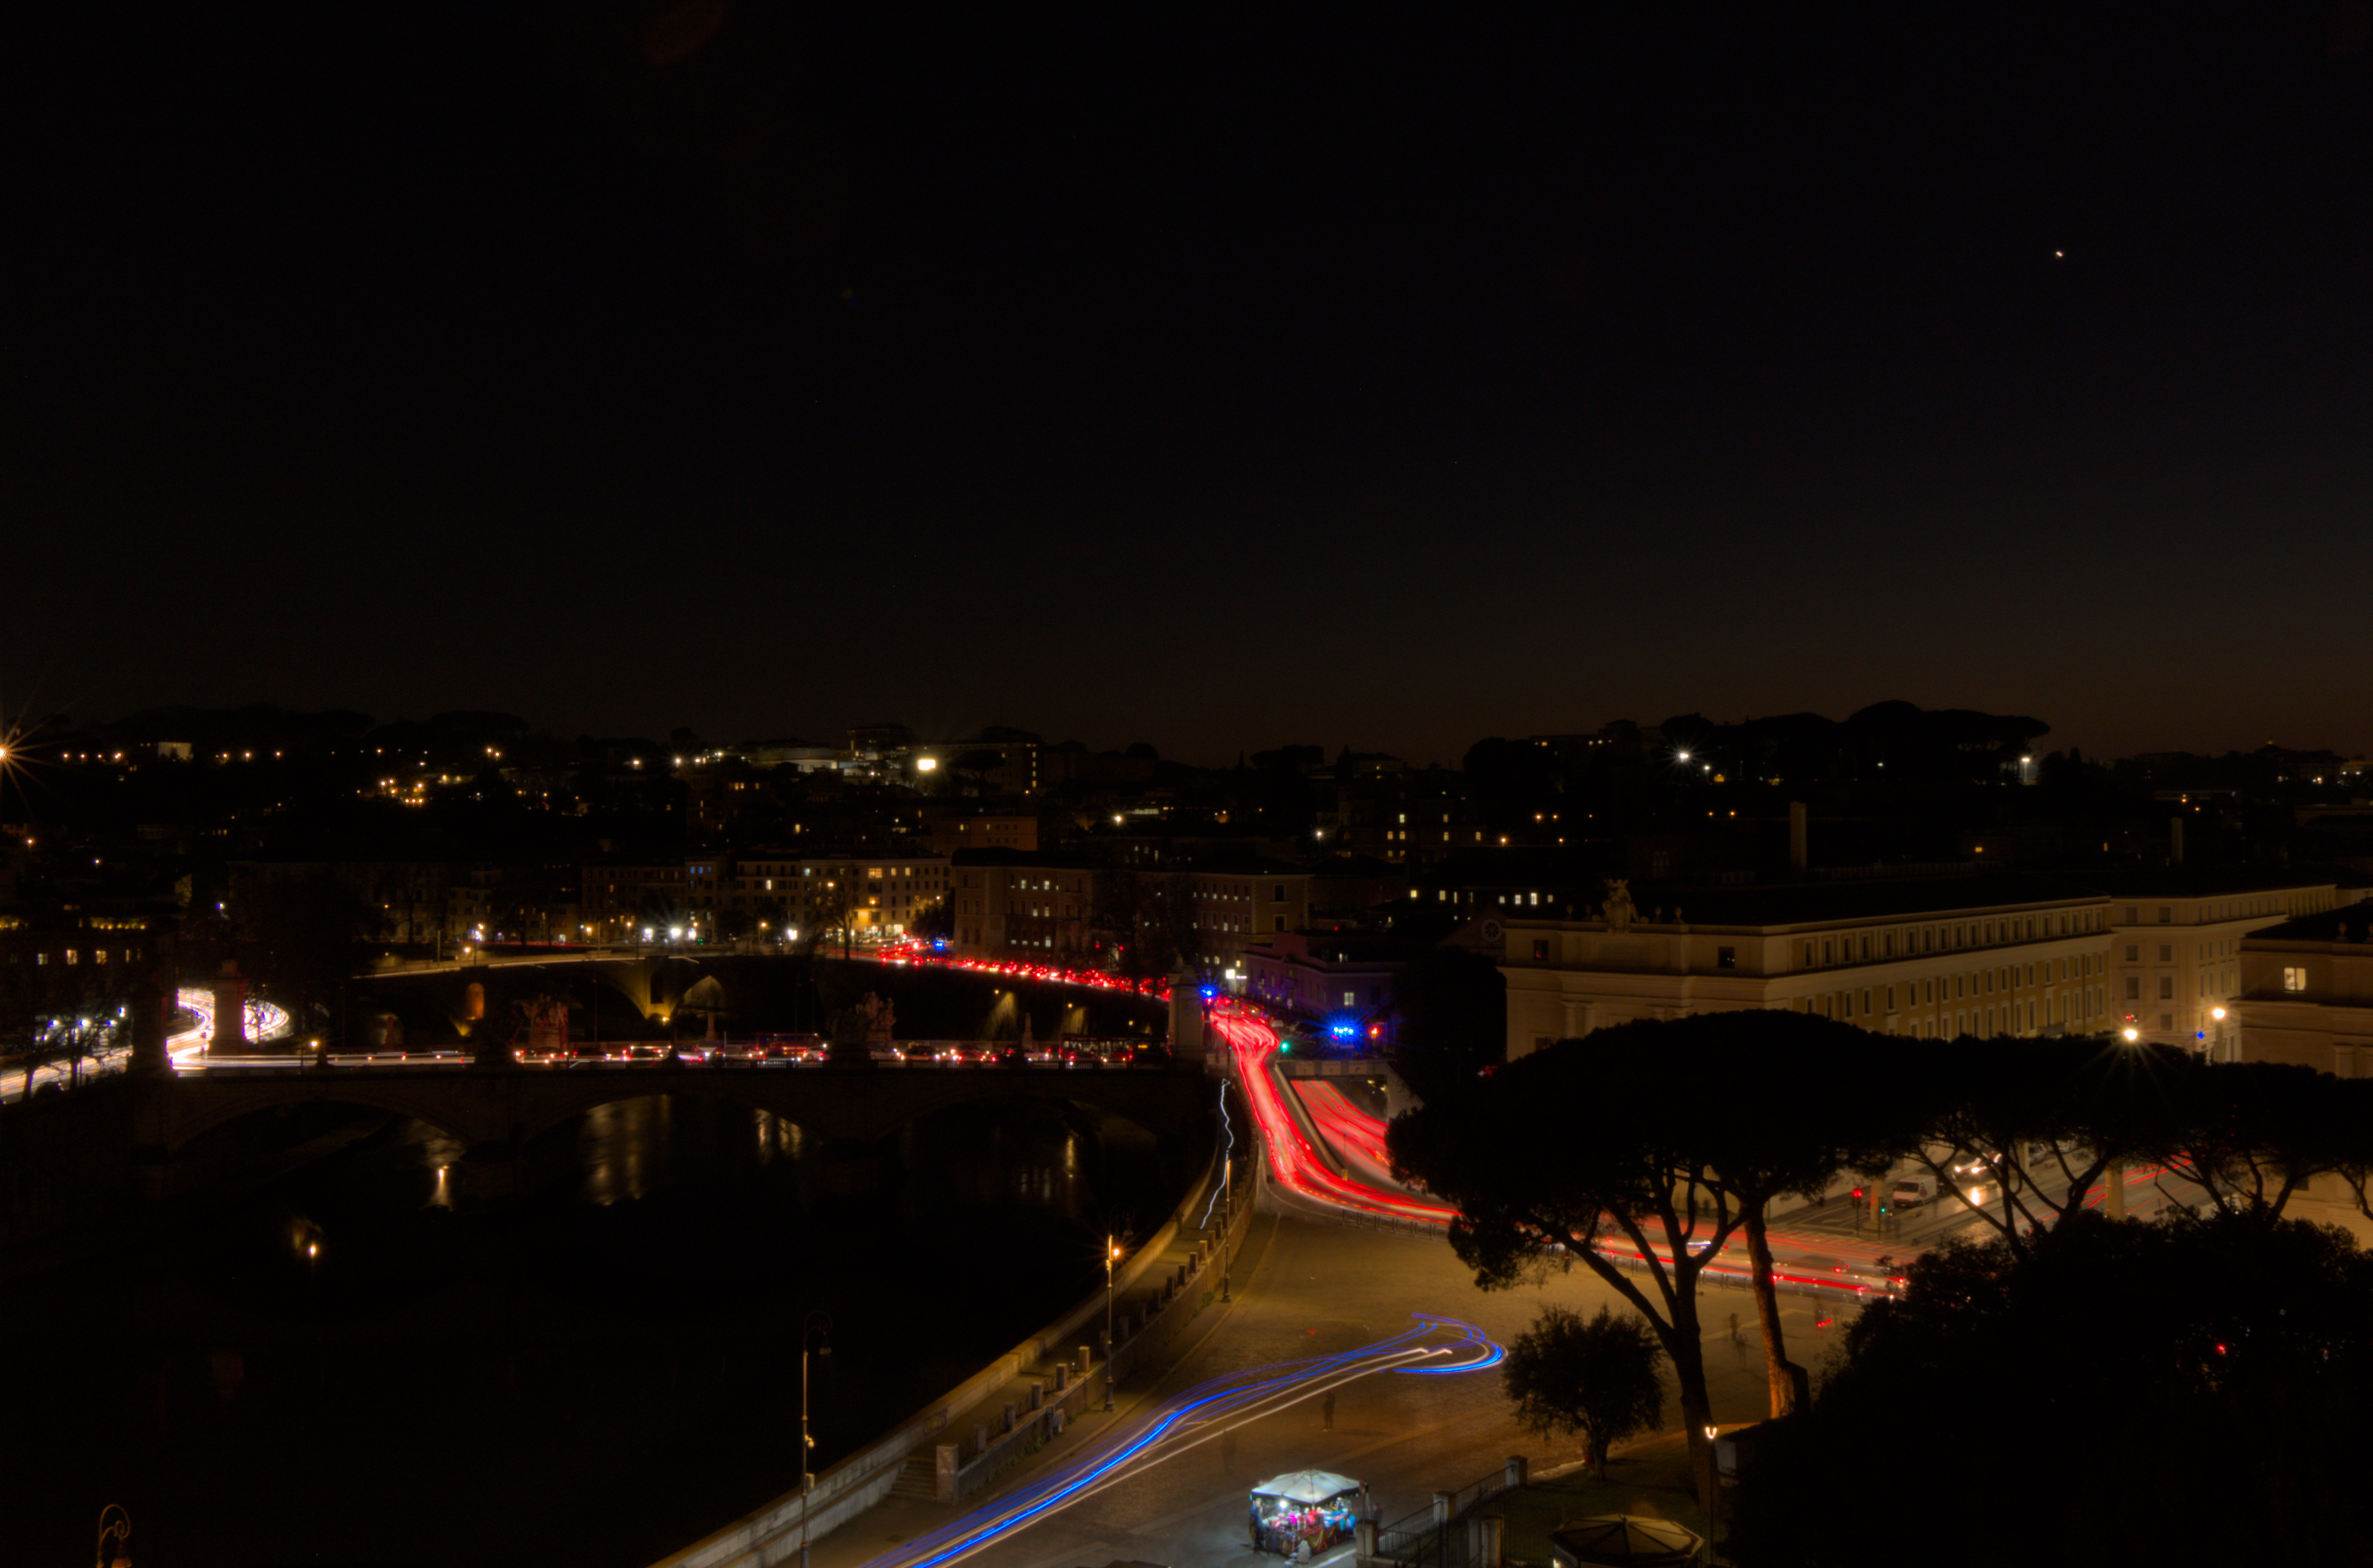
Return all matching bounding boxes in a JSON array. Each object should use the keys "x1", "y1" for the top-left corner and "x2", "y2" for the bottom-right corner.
[{"x1": 1322, "y1": 1391, "x2": 1335, "y2": 1433}]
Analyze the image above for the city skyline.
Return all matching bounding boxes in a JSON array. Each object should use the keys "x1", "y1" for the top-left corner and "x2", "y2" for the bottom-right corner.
[{"x1": 3, "y1": 687, "x2": 2365, "y2": 776}]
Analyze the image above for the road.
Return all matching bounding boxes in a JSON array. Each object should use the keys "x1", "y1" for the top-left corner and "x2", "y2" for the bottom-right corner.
[
  {"x1": 860, "y1": 1315, "x2": 1503, "y2": 1568},
  {"x1": 1209, "y1": 1008, "x2": 1454, "y2": 1225},
  {"x1": 1291, "y1": 1079, "x2": 1419, "y2": 1197}
]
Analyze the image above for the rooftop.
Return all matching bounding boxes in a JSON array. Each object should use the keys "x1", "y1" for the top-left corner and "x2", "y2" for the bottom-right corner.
[
  {"x1": 1500, "y1": 873, "x2": 2111, "y2": 930},
  {"x1": 2247, "y1": 904, "x2": 2373, "y2": 946}
]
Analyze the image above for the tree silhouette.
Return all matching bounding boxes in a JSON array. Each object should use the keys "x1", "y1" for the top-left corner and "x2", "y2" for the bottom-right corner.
[
  {"x1": 1501, "y1": 1304, "x2": 1665, "y2": 1479},
  {"x1": 1728, "y1": 1208, "x2": 2373, "y2": 1568}
]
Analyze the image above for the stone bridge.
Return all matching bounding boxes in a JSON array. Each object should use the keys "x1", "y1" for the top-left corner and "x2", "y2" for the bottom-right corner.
[{"x1": 147, "y1": 1062, "x2": 1213, "y2": 1176}]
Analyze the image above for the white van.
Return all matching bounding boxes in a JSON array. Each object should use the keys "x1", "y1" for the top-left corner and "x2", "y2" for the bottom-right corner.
[{"x1": 1891, "y1": 1176, "x2": 1935, "y2": 1210}]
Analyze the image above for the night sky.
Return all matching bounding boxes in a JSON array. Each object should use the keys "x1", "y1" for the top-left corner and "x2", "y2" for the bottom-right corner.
[{"x1": 11, "y1": 6, "x2": 2371, "y2": 763}]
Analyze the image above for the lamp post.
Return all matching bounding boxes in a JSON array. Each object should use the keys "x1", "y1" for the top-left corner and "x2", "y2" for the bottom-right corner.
[
  {"x1": 800, "y1": 1310, "x2": 832, "y2": 1568},
  {"x1": 96, "y1": 1503, "x2": 131, "y2": 1568},
  {"x1": 1105, "y1": 1236, "x2": 1121, "y2": 1412}
]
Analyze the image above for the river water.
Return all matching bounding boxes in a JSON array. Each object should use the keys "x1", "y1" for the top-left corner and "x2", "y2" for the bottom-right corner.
[{"x1": 0, "y1": 1077, "x2": 1177, "y2": 1568}]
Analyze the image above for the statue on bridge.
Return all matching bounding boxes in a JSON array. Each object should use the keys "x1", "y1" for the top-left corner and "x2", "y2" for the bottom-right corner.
[
  {"x1": 825, "y1": 991, "x2": 897, "y2": 1063},
  {"x1": 523, "y1": 995, "x2": 570, "y2": 1057}
]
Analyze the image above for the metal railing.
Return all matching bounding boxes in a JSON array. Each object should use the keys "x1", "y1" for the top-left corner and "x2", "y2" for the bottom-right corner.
[{"x1": 1371, "y1": 1464, "x2": 1518, "y2": 1568}]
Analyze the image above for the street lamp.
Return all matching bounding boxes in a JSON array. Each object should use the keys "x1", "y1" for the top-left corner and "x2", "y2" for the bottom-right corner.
[
  {"x1": 1105, "y1": 1236, "x2": 1122, "y2": 1411},
  {"x1": 96, "y1": 1503, "x2": 131, "y2": 1568},
  {"x1": 800, "y1": 1310, "x2": 832, "y2": 1568}
]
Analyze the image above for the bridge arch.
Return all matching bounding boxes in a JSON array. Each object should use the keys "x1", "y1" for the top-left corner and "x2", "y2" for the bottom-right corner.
[{"x1": 166, "y1": 1081, "x2": 480, "y2": 1155}]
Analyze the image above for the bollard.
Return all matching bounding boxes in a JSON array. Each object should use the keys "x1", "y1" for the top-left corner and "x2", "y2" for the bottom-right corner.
[
  {"x1": 1030, "y1": 1382, "x2": 1045, "y2": 1411},
  {"x1": 1055, "y1": 1364, "x2": 1069, "y2": 1392},
  {"x1": 1077, "y1": 1345, "x2": 1091, "y2": 1375},
  {"x1": 1003, "y1": 1401, "x2": 1017, "y2": 1434}
]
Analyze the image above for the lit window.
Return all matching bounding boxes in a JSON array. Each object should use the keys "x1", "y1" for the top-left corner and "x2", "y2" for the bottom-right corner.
[{"x1": 2283, "y1": 966, "x2": 2308, "y2": 992}]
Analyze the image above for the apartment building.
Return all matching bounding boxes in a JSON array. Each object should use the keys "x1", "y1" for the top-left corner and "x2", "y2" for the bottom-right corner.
[
  {"x1": 580, "y1": 863, "x2": 691, "y2": 936},
  {"x1": 733, "y1": 856, "x2": 951, "y2": 938},
  {"x1": 944, "y1": 856, "x2": 1313, "y2": 973},
  {"x1": 2102, "y1": 875, "x2": 2355, "y2": 1058},
  {"x1": 1182, "y1": 867, "x2": 1311, "y2": 971},
  {"x1": 1236, "y1": 930, "x2": 1405, "y2": 1032},
  {"x1": 950, "y1": 856, "x2": 1100, "y2": 958},
  {"x1": 1500, "y1": 877, "x2": 2115, "y2": 1059},
  {"x1": 923, "y1": 810, "x2": 1041, "y2": 856},
  {"x1": 2235, "y1": 904, "x2": 2373, "y2": 1077},
  {"x1": 2233, "y1": 903, "x2": 2373, "y2": 1241}
]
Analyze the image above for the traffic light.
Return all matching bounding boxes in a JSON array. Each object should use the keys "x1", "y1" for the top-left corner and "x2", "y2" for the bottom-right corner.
[{"x1": 1851, "y1": 1187, "x2": 1865, "y2": 1202}]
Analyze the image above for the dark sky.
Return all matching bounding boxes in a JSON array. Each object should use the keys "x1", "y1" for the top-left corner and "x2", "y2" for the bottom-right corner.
[{"x1": 11, "y1": 5, "x2": 2371, "y2": 764}]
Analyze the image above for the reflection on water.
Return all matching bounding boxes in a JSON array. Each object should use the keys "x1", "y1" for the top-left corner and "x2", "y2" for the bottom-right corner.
[
  {"x1": 566, "y1": 1099, "x2": 813, "y2": 1206},
  {"x1": 423, "y1": 1125, "x2": 463, "y2": 1208},
  {"x1": 580, "y1": 1096, "x2": 667, "y2": 1205},
  {"x1": 534, "y1": 1093, "x2": 1151, "y2": 1224}
]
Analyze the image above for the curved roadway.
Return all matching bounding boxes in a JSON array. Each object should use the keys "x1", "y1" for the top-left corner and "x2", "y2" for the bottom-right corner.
[{"x1": 0, "y1": 987, "x2": 291, "y2": 1102}]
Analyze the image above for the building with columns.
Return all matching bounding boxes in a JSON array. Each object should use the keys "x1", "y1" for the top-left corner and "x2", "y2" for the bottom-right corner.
[{"x1": 1498, "y1": 876, "x2": 2117, "y2": 1059}]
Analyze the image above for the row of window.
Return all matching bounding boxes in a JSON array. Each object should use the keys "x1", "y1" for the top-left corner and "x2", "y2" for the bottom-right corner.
[
  {"x1": 1802, "y1": 910, "x2": 2096, "y2": 969},
  {"x1": 2120, "y1": 895, "x2": 2307, "y2": 926},
  {"x1": 9, "y1": 948, "x2": 137, "y2": 966},
  {"x1": 1800, "y1": 959, "x2": 2097, "y2": 1019}
]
